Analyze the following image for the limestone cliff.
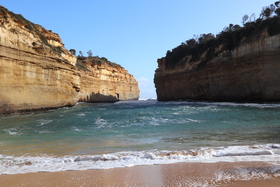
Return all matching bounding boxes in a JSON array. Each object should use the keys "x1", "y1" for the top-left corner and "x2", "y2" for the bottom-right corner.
[
  {"x1": 154, "y1": 17, "x2": 280, "y2": 102},
  {"x1": 76, "y1": 57, "x2": 139, "y2": 102},
  {"x1": 0, "y1": 6, "x2": 139, "y2": 115}
]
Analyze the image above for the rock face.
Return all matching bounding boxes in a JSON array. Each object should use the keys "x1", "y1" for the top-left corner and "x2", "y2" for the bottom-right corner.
[
  {"x1": 0, "y1": 6, "x2": 139, "y2": 115},
  {"x1": 76, "y1": 58, "x2": 139, "y2": 103},
  {"x1": 154, "y1": 18, "x2": 280, "y2": 102}
]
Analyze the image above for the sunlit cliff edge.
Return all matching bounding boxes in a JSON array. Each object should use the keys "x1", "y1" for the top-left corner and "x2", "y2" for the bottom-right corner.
[
  {"x1": 154, "y1": 17, "x2": 280, "y2": 102},
  {"x1": 0, "y1": 6, "x2": 139, "y2": 115}
]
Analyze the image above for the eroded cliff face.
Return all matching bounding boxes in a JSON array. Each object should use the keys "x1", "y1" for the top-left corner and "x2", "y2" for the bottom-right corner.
[
  {"x1": 0, "y1": 6, "x2": 139, "y2": 115},
  {"x1": 154, "y1": 24, "x2": 280, "y2": 102},
  {"x1": 76, "y1": 58, "x2": 139, "y2": 102},
  {"x1": 0, "y1": 6, "x2": 80, "y2": 115}
]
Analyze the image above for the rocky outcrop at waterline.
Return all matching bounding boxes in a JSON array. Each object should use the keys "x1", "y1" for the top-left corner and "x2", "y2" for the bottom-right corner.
[
  {"x1": 0, "y1": 6, "x2": 139, "y2": 115},
  {"x1": 154, "y1": 17, "x2": 280, "y2": 102}
]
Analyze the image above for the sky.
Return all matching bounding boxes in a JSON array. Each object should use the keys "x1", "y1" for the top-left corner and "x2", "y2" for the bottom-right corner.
[{"x1": 1, "y1": 0, "x2": 274, "y2": 99}]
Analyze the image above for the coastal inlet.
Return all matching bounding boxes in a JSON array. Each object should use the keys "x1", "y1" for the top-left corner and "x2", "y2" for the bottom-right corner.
[{"x1": 1, "y1": 100, "x2": 280, "y2": 174}]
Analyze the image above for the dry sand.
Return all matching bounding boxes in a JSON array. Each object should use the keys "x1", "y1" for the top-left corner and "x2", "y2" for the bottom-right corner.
[{"x1": 0, "y1": 161, "x2": 280, "y2": 186}]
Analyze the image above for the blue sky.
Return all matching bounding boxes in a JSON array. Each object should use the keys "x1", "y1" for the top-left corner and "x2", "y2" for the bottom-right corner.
[{"x1": 1, "y1": 0, "x2": 273, "y2": 98}]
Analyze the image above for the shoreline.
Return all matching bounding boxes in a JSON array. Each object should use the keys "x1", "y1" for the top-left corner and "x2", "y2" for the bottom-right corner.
[
  {"x1": 1, "y1": 161, "x2": 280, "y2": 186},
  {"x1": 1, "y1": 100, "x2": 279, "y2": 117},
  {"x1": 0, "y1": 99, "x2": 142, "y2": 117}
]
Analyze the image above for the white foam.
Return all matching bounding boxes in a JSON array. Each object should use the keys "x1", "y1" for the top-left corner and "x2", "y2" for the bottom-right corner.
[
  {"x1": 77, "y1": 113, "x2": 86, "y2": 117},
  {"x1": 1, "y1": 144, "x2": 280, "y2": 175},
  {"x1": 213, "y1": 145, "x2": 275, "y2": 157},
  {"x1": 186, "y1": 118, "x2": 201, "y2": 123},
  {"x1": 214, "y1": 165, "x2": 280, "y2": 184},
  {"x1": 2, "y1": 128, "x2": 21, "y2": 136},
  {"x1": 95, "y1": 118, "x2": 108, "y2": 129},
  {"x1": 72, "y1": 127, "x2": 83, "y2": 132},
  {"x1": 36, "y1": 130, "x2": 51, "y2": 134},
  {"x1": 37, "y1": 119, "x2": 53, "y2": 126},
  {"x1": 138, "y1": 98, "x2": 157, "y2": 101}
]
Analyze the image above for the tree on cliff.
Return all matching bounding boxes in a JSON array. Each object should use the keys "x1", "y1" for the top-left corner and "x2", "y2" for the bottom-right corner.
[
  {"x1": 79, "y1": 51, "x2": 84, "y2": 57},
  {"x1": 186, "y1": 38, "x2": 197, "y2": 47},
  {"x1": 69, "y1": 49, "x2": 76, "y2": 55},
  {"x1": 87, "y1": 50, "x2": 93, "y2": 58},
  {"x1": 260, "y1": 4, "x2": 275, "y2": 19},
  {"x1": 162, "y1": 1, "x2": 280, "y2": 70},
  {"x1": 249, "y1": 13, "x2": 256, "y2": 22},
  {"x1": 242, "y1": 14, "x2": 249, "y2": 25},
  {"x1": 275, "y1": 1, "x2": 280, "y2": 16},
  {"x1": 223, "y1": 24, "x2": 241, "y2": 32},
  {"x1": 198, "y1": 33, "x2": 215, "y2": 44}
]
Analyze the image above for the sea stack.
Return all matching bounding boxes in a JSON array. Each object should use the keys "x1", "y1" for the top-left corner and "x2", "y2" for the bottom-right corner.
[
  {"x1": 0, "y1": 6, "x2": 139, "y2": 115},
  {"x1": 154, "y1": 17, "x2": 280, "y2": 102}
]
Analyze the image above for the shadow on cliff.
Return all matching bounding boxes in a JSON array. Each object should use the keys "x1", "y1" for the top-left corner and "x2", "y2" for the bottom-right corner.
[
  {"x1": 0, "y1": 102, "x2": 15, "y2": 116},
  {"x1": 79, "y1": 92, "x2": 119, "y2": 103}
]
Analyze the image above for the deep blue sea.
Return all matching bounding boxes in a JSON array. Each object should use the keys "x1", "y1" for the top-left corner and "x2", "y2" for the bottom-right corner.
[{"x1": 1, "y1": 100, "x2": 280, "y2": 175}]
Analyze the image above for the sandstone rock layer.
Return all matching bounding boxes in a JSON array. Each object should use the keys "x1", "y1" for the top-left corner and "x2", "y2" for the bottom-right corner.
[
  {"x1": 0, "y1": 6, "x2": 139, "y2": 115},
  {"x1": 154, "y1": 25, "x2": 280, "y2": 102},
  {"x1": 77, "y1": 58, "x2": 139, "y2": 103}
]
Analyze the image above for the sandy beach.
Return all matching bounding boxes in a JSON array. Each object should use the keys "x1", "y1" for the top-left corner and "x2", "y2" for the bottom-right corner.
[{"x1": 1, "y1": 161, "x2": 280, "y2": 186}]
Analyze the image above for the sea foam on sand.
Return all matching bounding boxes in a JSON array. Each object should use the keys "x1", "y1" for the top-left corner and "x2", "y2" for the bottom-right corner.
[
  {"x1": 1, "y1": 144, "x2": 280, "y2": 175},
  {"x1": 0, "y1": 161, "x2": 280, "y2": 187}
]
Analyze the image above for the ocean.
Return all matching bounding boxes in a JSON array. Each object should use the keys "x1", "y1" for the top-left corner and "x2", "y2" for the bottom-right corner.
[{"x1": 1, "y1": 100, "x2": 280, "y2": 176}]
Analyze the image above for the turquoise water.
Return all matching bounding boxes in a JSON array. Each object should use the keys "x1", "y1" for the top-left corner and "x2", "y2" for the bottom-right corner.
[{"x1": 1, "y1": 100, "x2": 280, "y2": 174}]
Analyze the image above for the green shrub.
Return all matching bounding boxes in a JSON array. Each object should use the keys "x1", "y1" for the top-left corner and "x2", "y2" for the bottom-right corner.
[{"x1": 163, "y1": 15, "x2": 280, "y2": 70}]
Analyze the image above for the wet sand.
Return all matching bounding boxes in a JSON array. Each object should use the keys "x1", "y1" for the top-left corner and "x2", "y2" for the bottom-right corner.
[{"x1": 0, "y1": 162, "x2": 280, "y2": 186}]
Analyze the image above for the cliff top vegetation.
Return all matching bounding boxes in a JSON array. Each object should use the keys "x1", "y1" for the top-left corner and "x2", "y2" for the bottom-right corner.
[
  {"x1": 75, "y1": 53, "x2": 123, "y2": 71},
  {"x1": 162, "y1": 1, "x2": 280, "y2": 69},
  {"x1": 0, "y1": 5, "x2": 123, "y2": 71}
]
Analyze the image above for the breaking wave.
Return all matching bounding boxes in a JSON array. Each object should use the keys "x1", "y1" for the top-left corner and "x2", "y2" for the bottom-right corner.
[{"x1": 1, "y1": 144, "x2": 280, "y2": 175}]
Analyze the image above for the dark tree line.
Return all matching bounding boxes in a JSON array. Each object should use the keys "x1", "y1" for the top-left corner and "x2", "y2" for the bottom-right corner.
[
  {"x1": 163, "y1": 1, "x2": 280, "y2": 69},
  {"x1": 69, "y1": 49, "x2": 95, "y2": 58}
]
